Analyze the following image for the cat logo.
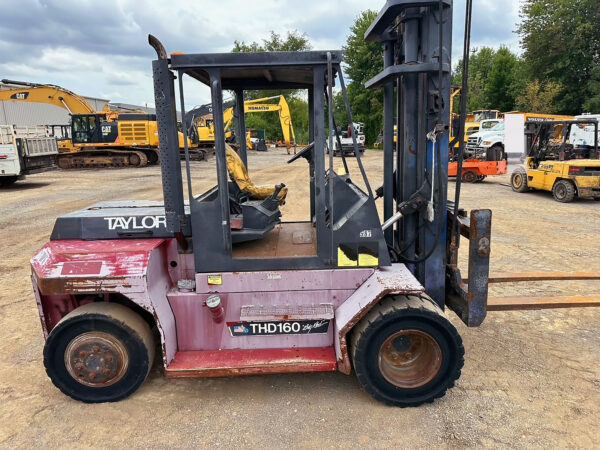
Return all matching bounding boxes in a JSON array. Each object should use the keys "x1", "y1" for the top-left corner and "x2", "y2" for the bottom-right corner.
[{"x1": 10, "y1": 92, "x2": 29, "y2": 100}]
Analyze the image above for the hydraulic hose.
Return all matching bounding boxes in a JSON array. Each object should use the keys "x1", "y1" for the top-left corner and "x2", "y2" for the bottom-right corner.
[{"x1": 451, "y1": 0, "x2": 473, "y2": 252}]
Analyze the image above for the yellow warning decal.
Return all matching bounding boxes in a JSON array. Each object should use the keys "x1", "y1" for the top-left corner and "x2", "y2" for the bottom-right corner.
[
  {"x1": 207, "y1": 274, "x2": 222, "y2": 285},
  {"x1": 359, "y1": 253, "x2": 379, "y2": 267},
  {"x1": 337, "y1": 246, "x2": 357, "y2": 267}
]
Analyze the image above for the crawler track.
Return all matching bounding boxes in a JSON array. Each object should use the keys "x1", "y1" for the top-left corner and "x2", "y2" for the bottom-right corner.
[{"x1": 56, "y1": 148, "x2": 158, "y2": 169}]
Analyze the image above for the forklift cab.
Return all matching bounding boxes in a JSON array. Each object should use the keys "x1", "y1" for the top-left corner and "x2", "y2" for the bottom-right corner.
[
  {"x1": 149, "y1": 39, "x2": 389, "y2": 273},
  {"x1": 525, "y1": 120, "x2": 600, "y2": 164}
]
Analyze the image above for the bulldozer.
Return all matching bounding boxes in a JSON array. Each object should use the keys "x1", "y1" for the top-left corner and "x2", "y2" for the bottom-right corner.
[
  {"x1": 511, "y1": 119, "x2": 600, "y2": 202},
  {"x1": 0, "y1": 79, "x2": 192, "y2": 168}
]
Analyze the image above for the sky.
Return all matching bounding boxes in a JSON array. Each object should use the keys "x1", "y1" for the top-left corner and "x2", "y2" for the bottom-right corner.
[{"x1": 0, "y1": 0, "x2": 522, "y2": 109}]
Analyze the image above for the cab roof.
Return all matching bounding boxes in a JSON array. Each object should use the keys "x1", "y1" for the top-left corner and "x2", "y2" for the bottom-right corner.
[{"x1": 169, "y1": 51, "x2": 344, "y2": 90}]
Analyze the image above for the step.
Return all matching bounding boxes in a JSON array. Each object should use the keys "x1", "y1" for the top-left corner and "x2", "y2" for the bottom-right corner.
[
  {"x1": 166, "y1": 347, "x2": 337, "y2": 379},
  {"x1": 240, "y1": 303, "x2": 334, "y2": 321}
]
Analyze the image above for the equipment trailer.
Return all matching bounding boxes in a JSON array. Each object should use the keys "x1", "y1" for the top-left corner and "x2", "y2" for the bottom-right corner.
[
  {"x1": 30, "y1": 0, "x2": 600, "y2": 406},
  {"x1": 0, "y1": 125, "x2": 57, "y2": 187}
]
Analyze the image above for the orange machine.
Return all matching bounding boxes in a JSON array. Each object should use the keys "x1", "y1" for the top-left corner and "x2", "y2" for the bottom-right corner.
[{"x1": 448, "y1": 159, "x2": 507, "y2": 182}]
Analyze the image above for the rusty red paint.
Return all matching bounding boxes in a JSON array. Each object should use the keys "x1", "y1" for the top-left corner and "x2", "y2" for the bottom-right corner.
[
  {"x1": 32, "y1": 239, "x2": 179, "y2": 368},
  {"x1": 165, "y1": 346, "x2": 337, "y2": 378},
  {"x1": 32, "y1": 239, "x2": 166, "y2": 280},
  {"x1": 334, "y1": 264, "x2": 424, "y2": 375}
]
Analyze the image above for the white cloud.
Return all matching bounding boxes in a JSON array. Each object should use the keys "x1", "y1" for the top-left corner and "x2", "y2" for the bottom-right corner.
[{"x1": 0, "y1": 0, "x2": 522, "y2": 106}]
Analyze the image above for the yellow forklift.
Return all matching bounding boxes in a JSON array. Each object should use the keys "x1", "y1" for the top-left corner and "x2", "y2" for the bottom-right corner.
[{"x1": 511, "y1": 119, "x2": 600, "y2": 202}]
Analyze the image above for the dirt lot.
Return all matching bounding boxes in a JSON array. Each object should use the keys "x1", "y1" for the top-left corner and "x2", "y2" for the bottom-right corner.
[{"x1": 1, "y1": 148, "x2": 599, "y2": 448}]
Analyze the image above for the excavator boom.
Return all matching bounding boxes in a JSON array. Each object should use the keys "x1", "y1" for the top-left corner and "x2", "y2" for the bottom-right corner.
[
  {"x1": 1, "y1": 79, "x2": 96, "y2": 115},
  {"x1": 199, "y1": 95, "x2": 296, "y2": 150}
]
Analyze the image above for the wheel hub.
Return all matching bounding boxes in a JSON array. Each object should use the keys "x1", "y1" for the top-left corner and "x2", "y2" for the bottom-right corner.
[
  {"x1": 463, "y1": 171, "x2": 476, "y2": 183},
  {"x1": 513, "y1": 174, "x2": 523, "y2": 187},
  {"x1": 378, "y1": 329, "x2": 442, "y2": 388},
  {"x1": 64, "y1": 331, "x2": 128, "y2": 387}
]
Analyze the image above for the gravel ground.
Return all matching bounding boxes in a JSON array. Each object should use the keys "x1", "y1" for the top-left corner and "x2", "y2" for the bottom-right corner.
[{"x1": 0, "y1": 148, "x2": 599, "y2": 448}]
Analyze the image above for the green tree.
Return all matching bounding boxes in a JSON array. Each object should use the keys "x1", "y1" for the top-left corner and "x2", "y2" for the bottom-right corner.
[
  {"x1": 515, "y1": 79, "x2": 562, "y2": 113},
  {"x1": 518, "y1": 0, "x2": 600, "y2": 114},
  {"x1": 233, "y1": 30, "x2": 311, "y2": 53},
  {"x1": 452, "y1": 46, "x2": 521, "y2": 112},
  {"x1": 583, "y1": 66, "x2": 600, "y2": 113},
  {"x1": 231, "y1": 31, "x2": 312, "y2": 143},
  {"x1": 342, "y1": 10, "x2": 383, "y2": 145},
  {"x1": 485, "y1": 47, "x2": 519, "y2": 111}
]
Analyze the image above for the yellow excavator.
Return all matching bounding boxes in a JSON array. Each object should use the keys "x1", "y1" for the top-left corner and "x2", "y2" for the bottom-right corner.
[
  {"x1": 0, "y1": 79, "x2": 192, "y2": 168},
  {"x1": 191, "y1": 95, "x2": 296, "y2": 154}
]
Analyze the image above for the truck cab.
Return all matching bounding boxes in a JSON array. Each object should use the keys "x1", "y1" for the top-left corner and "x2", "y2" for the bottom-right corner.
[
  {"x1": 328, "y1": 122, "x2": 366, "y2": 156},
  {"x1": 465, "y1": 119, "x2": 505, "y2": 160}
]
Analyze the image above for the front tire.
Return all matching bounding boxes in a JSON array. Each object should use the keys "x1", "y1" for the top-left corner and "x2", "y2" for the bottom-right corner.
[
  {"x1": 552, "y1": 179, "x2": 576, "y2": 203},
  {"x1": 486, "y1": 145, "x2": 503, "y2": 161},
  {"x1": 350, "y1": 294, "x2": 464, "y2": 407},
  {"x1": 44, "y1": 302, "x2": 155, "y2": 403},
  {"x1": 511, "y1": 167, "x2": 529, "y2": 193},
  {"x1": 0, "y1": 176, "x2": 18, "y2": 187}
]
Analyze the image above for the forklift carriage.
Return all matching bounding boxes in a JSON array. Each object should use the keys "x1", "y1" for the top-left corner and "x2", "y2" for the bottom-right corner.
[{"x1": 30, "y1": 0, "x2": 499, "y2": 406}]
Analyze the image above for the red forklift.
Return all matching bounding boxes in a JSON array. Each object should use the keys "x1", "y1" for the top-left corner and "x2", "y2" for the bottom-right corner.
[{"x1": 30, "y1": 0, "x2": 600, "y2": 406}]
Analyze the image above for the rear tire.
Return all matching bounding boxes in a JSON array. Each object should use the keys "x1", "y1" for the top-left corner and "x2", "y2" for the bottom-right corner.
[
  {"x1": 511, "y1": 167, "x2": 529, "y2": 193},
  {"x1": 462, "y1": 171, "x2": 477, "y2": 183},
  {"x1": 552, "y1": 179, "x2": 576, "y2": 203},
  {"x1": 44, "y1": 302, "x2": 155, "y2": 403},
  {"x1": 350, "y1": 294, "x2": 464, "y2": 407}
]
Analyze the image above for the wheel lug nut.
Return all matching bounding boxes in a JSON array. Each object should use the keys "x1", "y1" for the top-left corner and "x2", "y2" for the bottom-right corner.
[
  {"x1": 79, "y1": 351, "x2": 86, "y2": 358},
  {"x1": 75, "y1": 363, "x2": 84, "y2": 370},
  {"x1": 102, "y1": 368, "x2": 111, "y2": 375},
  {"x1": 93, "y1": 346, "x2": 100, "y2": 353},
  {"x1": 89, "y1": 373, "x2": 96, "y2": 380}
]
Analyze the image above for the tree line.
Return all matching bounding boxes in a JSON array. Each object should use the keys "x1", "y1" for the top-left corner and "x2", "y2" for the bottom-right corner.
[{"x1": 231, "y1": 0, "x2": 600, "y2": 145}]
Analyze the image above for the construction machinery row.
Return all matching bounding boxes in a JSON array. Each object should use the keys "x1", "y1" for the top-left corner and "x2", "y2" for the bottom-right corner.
[{"x1": 0, "y1": 80, "x2": 296, "y2": 169}]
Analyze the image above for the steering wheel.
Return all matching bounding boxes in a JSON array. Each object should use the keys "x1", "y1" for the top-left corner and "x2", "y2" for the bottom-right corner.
[{"x1": 287, "y1": 142, "x2": 314, "y2": 164}]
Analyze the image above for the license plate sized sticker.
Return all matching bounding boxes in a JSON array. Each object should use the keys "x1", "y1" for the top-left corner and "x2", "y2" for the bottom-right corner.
[{"x1": 228, "y1": 320, "x2": 330, "y2": 336}]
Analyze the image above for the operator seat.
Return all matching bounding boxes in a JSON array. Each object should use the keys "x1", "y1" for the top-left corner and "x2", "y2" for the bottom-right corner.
[{"x1": 225, "y1": 144, "x2": 288, "y2": 204}]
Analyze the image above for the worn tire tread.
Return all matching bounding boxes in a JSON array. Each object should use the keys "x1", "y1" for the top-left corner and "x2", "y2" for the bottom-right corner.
[
  {"x1": 43, "y1": 303, "x2": 155, "y2": 403},
  {"x1": 350, "y1": 294, "x2": 464, "y2": 407}
]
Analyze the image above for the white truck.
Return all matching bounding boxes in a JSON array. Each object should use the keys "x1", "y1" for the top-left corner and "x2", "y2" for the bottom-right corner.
[
  {"x1": 0, "y1": 125, "x2": 58, "y2": 187},
  {"x1": 570, "y1": 114, "x2": 600, "y2": 147},
  {"x1": 328, "y1": 122, "x2": 366, "y2": 156},
  {"x1": 464, "y1": 119, "x2": 505, "y2": 160}
]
